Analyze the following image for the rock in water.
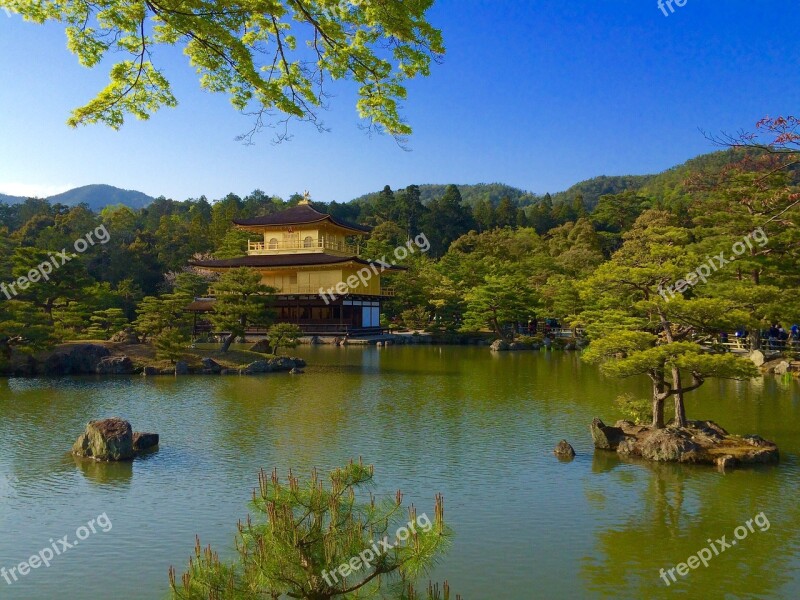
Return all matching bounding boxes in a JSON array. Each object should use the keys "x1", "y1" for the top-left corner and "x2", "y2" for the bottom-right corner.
[
  {"x1": 133, "y1": 432, "x2": 160, "y2": 452},
  {"x1": 590, "y1": 418, "x2": 625, "y2": 450},
  {"x1": 554, "y1": 440, "x2": 576, "y2": 458},
  {"x1": 72, "y1": 418, "x2": 134, "y2": 461}
]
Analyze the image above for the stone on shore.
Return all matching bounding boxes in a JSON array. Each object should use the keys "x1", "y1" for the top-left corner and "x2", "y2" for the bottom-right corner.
[
  {"x1": 44, "y1": 344, "x2": 111, "y2": 375},
  {"x1": 748, "y1": 350, "x2": 765, "y2": 367},
  {"x1": 110, "y1": 330, "x2": 140, "y2": 344},
  {"x1": 774, "y1": 361, "x2": 791, "y2": 375},
  {"x1": 201, "y1": 358, "x2": 222, "y2": 374},
  {"x1": 241, "y1": 360, "x2": 273, "y2": 374},
  {"x1": 590, "y1": 417, "x2": 779, "y2": 469},
  {"x1": 95, "y1": 356, "x2": 135, "y2": 375},
  {"x1": 250, "y1": 339, "x2": 273, "y2": 354},
  {"x1": 490, "y1": 340, "x2": 509, "y2": 352},
  {"x1": 175, "y1": 361, "x2": 190, "y2": 375},
  {"x1": 241, "y1": 357, "x2": 306, "y2": 374},
  {"x1": 589, "y1": 418, "x2": 625, "y2": 450}
]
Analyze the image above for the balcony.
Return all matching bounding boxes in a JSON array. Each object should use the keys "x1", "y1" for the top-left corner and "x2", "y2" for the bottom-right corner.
[
  {"x1": 248, "y1": 239, "x2": 360, "y2": 256},
  {"x1": 206, "y1": 286, "x2": 396, "y2": 297}
]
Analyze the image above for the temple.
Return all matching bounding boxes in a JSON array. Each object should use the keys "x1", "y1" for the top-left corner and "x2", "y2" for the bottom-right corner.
[{"x1": 187, "y1": 194, "x2": 400, "y2": 337}]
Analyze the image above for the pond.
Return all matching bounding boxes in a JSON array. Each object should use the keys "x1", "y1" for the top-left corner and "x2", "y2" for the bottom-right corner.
[{"x1": 1, "y1": 346, "x2": 798, "y2": 599}]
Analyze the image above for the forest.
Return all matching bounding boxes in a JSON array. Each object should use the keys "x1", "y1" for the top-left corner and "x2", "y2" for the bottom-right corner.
[{"x1": 0, "y1": 147, "x2": 798, "y2": 368}]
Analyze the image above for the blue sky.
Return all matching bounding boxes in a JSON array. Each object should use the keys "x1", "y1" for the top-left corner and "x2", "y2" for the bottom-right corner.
[{"x1": 1, "y1": 0, "x2": 799, "y2": 203}]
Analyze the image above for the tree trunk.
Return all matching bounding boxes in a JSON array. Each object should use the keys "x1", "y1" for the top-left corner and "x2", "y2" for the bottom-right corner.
[
  {"x1": 652, "y1": 393, "x2": 665, "y2": 429},
  {"x1": 648, "y1": 369, "x2": 670, "y2": 429},
  {"x1": 221, "y1": 332, "x2": 236, "y2": 353},
  {"x1": 749, "y1": 329, "x2": 761, "y2": 352},
  {"x1": 671, "y1": 365, "x2": 687, "y2": 427},
  {"x1": 490, "y1": 316, "x2": 505, "y2": 341}
]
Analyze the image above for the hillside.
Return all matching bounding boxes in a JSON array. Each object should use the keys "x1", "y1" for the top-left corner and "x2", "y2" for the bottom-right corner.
[
  {"x1": 0, "y1": 184, "x2": 154, "y2": 211},
  {"x1": 347, "y1": 149, "x2": 767, "y2": 213},
  {"x1": 350, "y1": 183, "x2": 540, "y2": 209},
  {"x1": 550, "y1": 174, "x2": 654, "y2": 210}
]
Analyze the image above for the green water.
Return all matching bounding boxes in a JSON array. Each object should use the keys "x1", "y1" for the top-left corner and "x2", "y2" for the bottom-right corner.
[{"x1": 0, "y1": 346, "x2": 798, "y2": 599}]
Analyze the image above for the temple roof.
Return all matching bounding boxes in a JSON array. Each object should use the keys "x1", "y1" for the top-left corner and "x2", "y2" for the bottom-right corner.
[
  {"x1": 189, "y1": 253, "x2": 405, "y2": 271},
  {"x1": 233, "y1": 204, "x2": 371, "y2": 234}
]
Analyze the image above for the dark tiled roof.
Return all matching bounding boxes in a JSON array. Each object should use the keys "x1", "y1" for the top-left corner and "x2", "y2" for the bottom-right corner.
[
  {"x1": 233, "y1": 204, "x2": 371, "y2": 233},
  {"x1": 189, "y1": 253, "x2": 405, "y2": 271}
]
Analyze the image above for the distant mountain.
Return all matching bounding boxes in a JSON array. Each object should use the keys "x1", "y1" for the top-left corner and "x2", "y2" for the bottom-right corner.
[
  {"x1": 0, "y1": 184, "x2": 154, "y2": 211},
  {"x1": 46, "y1": 184, "x2": 154, "y2": 211},
  {"x1": 0, "y1": 193, "x2": 25, "y2": 205}
]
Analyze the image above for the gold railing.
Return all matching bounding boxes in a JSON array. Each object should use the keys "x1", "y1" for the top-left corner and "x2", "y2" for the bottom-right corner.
[{"x1": 248, "y1": 239, "x2": 360, "y2": 255}]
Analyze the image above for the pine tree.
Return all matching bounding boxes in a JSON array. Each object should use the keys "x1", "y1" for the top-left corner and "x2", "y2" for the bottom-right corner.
[
  {"x1": 267, "y1": 323, "x2": 302, "y2": 355},
  {"x1": 168, "y1": 461, "x2": 453, "y2": 600},
  {"x1": 210, "y1": 268, "x2": 277, "y2": 352}
]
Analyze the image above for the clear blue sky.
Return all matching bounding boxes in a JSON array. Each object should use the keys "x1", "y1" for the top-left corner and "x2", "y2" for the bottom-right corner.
[{"x1": 1, "y1": 0, "x2": 799, "y2": 203}]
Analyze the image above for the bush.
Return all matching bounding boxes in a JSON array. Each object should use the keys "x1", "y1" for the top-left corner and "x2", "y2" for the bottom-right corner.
[
  {"x1": 155, "y1": 329, "x2": 189, "y2": 364},
  {"x1": 401, "y1": 306, "x2": 429, "y2": 330},
  {"x1": 615, "y1": 393, "x2": 652, "y2": 425}
]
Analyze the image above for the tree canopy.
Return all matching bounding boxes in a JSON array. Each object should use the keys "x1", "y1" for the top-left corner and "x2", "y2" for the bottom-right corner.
[{"x1": 3, "y1": 0, "x2": 444, "y2": 141}]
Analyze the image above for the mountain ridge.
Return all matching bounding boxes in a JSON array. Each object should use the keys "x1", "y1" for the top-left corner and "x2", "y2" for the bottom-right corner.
[
  {"x1": 0, "y1": 184, "x2": 154, "y2": 211},
  {"x1": 0, "y1": 148, "x2": 766, "y2": 213}
]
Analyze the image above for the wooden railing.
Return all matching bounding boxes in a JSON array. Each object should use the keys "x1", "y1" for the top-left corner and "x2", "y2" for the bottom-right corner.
[
  {"x1": 248, "y1": 239, "x2": 360, "y2": 255},
  {"x1": 206, "y1": 286, "x2": 395, "y2": 297}
]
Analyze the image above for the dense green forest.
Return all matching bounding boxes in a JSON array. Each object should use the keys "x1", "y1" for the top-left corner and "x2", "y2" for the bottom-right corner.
[{"x1": 1, "y1": 148, "x2": 799, "y2": 367}]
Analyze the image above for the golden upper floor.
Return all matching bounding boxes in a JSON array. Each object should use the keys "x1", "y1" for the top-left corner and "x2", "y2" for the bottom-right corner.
[{"x1": 233, "y1": 200, "x2": 369, "y2": 257}]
